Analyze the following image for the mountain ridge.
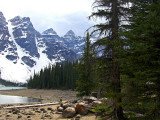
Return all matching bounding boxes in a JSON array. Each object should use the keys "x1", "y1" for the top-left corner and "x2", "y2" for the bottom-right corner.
[{"x1": 0, "y1": 11, "x2": 91, "y2": 83}]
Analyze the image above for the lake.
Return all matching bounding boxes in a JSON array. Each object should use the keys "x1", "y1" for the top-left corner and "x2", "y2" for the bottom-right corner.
[
  {"x1": 0, "y1": 86, "x2": 26, "y2": 90},
  {"x1": 0, "y1": 87, "x2": 41, "y2": 104}
]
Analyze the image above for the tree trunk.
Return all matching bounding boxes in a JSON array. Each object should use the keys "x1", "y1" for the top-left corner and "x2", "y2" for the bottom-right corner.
[{"x1": 111, "y1": 0, "x2": 126, "y2": 120}]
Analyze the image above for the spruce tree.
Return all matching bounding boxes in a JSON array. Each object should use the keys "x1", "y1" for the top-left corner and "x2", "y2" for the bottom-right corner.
[
  {"x1": 89, "y1": 0, "x2": 130, "y2": 119},
  {"x1": 76, "y1": 32, "x2": 96, "y2": 96},
  {"x1": 27, "y1": 61, "x2": 78, "y2": 90},
  {"x1": 121, "y1": 0, "x2": 160, "y2": 119}
]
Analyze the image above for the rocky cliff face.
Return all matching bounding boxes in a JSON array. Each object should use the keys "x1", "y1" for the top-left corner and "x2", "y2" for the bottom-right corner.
[
  {"x1": 9, "y1": 16, "x2": 40, "y2": 58},
  {"x1": 7, "y1": 16, "x2": 41, "y2": 67},
  {"x1": 42, "y1": 28, "x2": 77, "y2": 62},
  {"x1": 62, "y1": 30, "x2": 85, "y2": 58},
  {"x1": 0, "y1": 12, "x2": 77, "y2": 82},
  {"x1": 0, "y1": 11, "x2": 97, "y2": 82},
  {"x1": 0, "y1": 12, "x2": 18, "y2": 63}
]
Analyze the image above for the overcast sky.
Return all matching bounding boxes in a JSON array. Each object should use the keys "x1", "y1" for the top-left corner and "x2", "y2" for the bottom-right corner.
[{"x1": 0, "y1": 0, "x2": 95, "y2": 36}]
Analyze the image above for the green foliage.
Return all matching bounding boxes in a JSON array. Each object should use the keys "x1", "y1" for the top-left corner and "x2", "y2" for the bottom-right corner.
[
  {"x1": 27, "y1": 1, "x2": 160, "y2": 119},
  {"x1": 120, "y1": 0, "x2": 160, "y2": 119},
  {"x1": 89, "y1": 0, "x2": 160, "y2": 119},
  {"x1": 92, "y1": 105, "x2": 113, "y2": 116},
  {"x1": 76, "y1": 33, "x2": 97, "y2": 97},
  {"x1": 89, "y1": 0, "x2": 131, "y2": 119},
  {"x1": 27, "y1": 61, "x2": 78, "y2": 90}
]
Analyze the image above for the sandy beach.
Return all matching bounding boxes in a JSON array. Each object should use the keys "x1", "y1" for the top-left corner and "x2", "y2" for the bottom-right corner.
[{"x1": 0, "y1": 89, "x2": 97, "y2": 120}]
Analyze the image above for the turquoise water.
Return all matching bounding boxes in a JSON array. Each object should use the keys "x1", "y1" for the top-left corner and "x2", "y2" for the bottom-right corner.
[
  {"x1": 0, "y1": 87, "x2": 26, "y2": 90},
  {"x1": 0, "y1": 87, "x2": 41, "y2": 104}
]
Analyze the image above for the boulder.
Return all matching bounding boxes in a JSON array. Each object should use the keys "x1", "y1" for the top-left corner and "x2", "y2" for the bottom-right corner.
[
  {"x1": 75, "y1": 103, "x2": 88, "y2": 115},
  {"x1": 63, "y1": 103, "x2": 75, "y2": 110},
  {"x1": 57, "y1": 106, "x2": 64, "y2": 112},
  {"x1": 83, "y1": 96, "x2": 98, "y2": 103},
  {"x1": 91, "y1": 101, "x2": 102, "y2": 107},
  {"x1": 62, "y1": 107, "x2": 76, "y2": 118},
  {"x1": 63, "y1": 103, "x2": 73, "y2": 110}
]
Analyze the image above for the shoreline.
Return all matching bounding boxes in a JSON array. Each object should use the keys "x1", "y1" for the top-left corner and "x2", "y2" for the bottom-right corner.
[
  {"x1": 0, "y1": 88, "x2": 78, "y2": 103},
  {"x1": 0, "y1": 89, "x2": 97, "y2": 120}
]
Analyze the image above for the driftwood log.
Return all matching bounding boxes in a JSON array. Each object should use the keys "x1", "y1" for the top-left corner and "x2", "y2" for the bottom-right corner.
[{"x1": 3, "y1": 100, "x2": 68, "y2": 109}]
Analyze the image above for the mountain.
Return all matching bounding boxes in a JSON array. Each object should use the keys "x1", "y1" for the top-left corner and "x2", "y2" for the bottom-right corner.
[
  {"x1": 62, "y1": 30, "x2": 85, "y2": 58},
  {"x1": 42, "y1": 28, "x2": 87, "y2": 58},
  {"x1": 0, "y1": 12, "x2": 77, "y2": 83},
  {"x1": 0, "y1": 12, "x2": 18, "y2": 64},
  {"x1": 0, "y1": 11, "x2": 97, "y2": 83},
  {"x1": 41, "y1": 28, "x2": 77, "y2": 62}
]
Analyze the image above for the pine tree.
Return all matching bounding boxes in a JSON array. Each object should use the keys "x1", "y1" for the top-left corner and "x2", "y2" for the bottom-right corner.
[
  {"x1": 76, "y1": 32, "x2": 96, "y2": 96},
  {"x1": 27, "y1": 61, "x2": 78, "y2": 90},
  {"x1": 89, "y1": 0, "x2": 130, "y2": 119},
  {"x1": 121, "y1": 0, "x2": 160, "y2": 119}
]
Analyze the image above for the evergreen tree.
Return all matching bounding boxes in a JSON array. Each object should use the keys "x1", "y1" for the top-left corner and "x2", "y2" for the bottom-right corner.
[
  {"x1": 89, "y1": 0, "x2": 130, "y2": 119},
  {"x1": 121, "y1": 0, "x2": 160, "y2": 119},
  {"x1": 76, "y1": 32, "x2": 96, "y2": 96},
  {"x1": 27, "y1": 61, "x2": 78, "y2": 90}
]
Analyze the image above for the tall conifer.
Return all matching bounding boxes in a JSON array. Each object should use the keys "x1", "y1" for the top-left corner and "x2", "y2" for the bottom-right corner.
[
  {"x1": 121, "y1": 0, "x2": 160, "y2": 119},
  {"x1": 76, "y1": 33, "x2": 96, "y2": 96},
  {"x1": 90, "y1": 0, "x2": 130, "y2": 119}
]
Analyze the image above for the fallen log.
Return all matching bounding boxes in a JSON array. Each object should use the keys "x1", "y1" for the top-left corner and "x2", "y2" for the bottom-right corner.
[
  {"x1": 3, "y1": 102, "x2": 59, "y2": 109},
  {"x1": 3, "y1": 100, "x2": 69, "y2": 109}
]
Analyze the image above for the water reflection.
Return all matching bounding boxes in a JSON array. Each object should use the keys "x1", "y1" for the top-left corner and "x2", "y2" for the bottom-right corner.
[{"x1": 0, "y1": 94, "x2": 41, "y2": 104}]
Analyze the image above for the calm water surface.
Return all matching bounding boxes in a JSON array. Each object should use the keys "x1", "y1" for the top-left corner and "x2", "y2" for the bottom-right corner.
[
  {"x1": 0, "y1": 87, "x2": 41, "y2": 104},
  {"x1": 0, "y1": 87, "x2": 26, "y2": 90}
]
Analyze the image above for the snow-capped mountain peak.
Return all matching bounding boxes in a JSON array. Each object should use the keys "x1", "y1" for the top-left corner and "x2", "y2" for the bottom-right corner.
[
  {"x1": 0, "y1": 12, "x2": 77, "y2": 83},
  {"x1": 65, "y1": 30, "x2": 75, "y2": 36},
  {"x1": 0, "y1": 12, "x2": 7, "y2": 26},
  {"x1": 0, "y1": 11, "x2": 97, "y2": 83},
  {"x1": 42, "y1": 28, "x2": 57, "y2": 35}
]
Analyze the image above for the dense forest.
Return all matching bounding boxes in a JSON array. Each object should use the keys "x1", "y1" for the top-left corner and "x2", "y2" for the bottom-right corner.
[
  {"x1": 27, "y1": 61, "x2": 78, "y2": 90},
  {"x1": 28, "y1": 0, "x2": 160, "y2": 119}
]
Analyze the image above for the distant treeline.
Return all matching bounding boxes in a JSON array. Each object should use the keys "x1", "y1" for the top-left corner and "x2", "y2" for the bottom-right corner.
[
  {"x1": 27, "y1": 61, "x2": 79, "y2": 90},
  {"x1": 0, "y1": 78, "x2": 27, "y2": 87}
]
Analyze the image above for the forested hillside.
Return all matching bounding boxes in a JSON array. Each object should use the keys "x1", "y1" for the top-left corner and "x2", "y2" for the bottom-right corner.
[{"x1": 27, "y1": 61, "x2": 78, "y2": 90}]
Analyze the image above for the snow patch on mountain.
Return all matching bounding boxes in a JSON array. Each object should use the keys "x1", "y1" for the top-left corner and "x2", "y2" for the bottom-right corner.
[
  {"x1": 0, "y1": 12, "x2": 90, "y2": 83},
  {"x1": 8, "y1": 22, "x2": 27, "y2": 60},
  {"x1": 0, "y1": 55, "x2": 31, "y2": 83},
  {"x1": 32, "y1": 38, "x2": 56, "y2": 74}
]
